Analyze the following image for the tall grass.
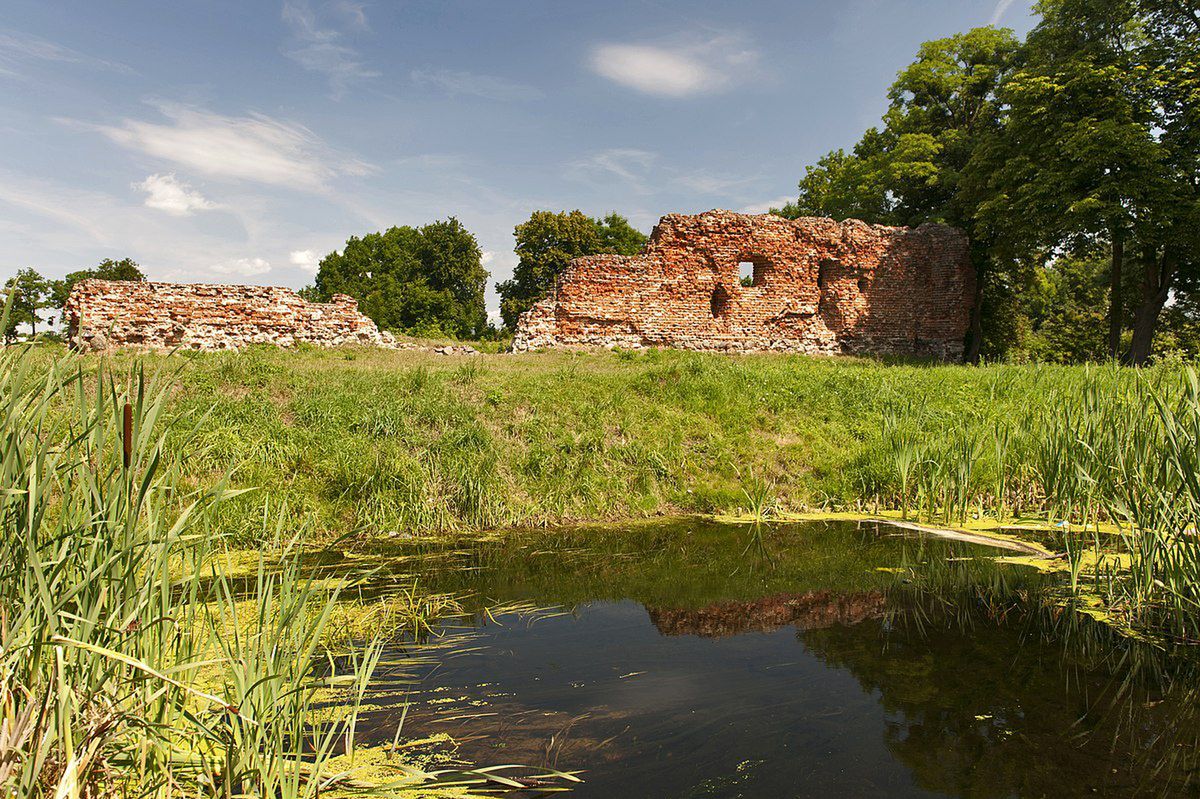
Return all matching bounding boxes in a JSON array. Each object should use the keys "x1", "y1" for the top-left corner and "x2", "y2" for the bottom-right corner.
[
  {"x1": 874, "y1": 363, "x2": 1200, "y2": 641},
  {"x1": 0, "y1": 337, "x2": 387, "y2": 797},
  {"x1": 72, "y1": 344, "x2": 1200, "y2": 640}
]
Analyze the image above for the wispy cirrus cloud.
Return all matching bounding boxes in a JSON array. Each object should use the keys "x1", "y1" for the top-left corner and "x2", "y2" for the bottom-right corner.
[
  {"x1": 990, "y1": 0, "x2": 1018, "y2": 24},
  {"x1": 411, "y1": 68, "x2": 542, "y2": 102},
  {"x1": 565, "y1": 148, "x2": 657, "y2": 193},
  {"x1": 0, "y1": 29, "x2": 133, "y2": 77},
  {"x1": 134, "y1": 173, "x2": 216, "y2": 216},
  {"x1": 589, "y1": 33, "x2": 759, "y2": 98},
  {"x1": 77, "y1": 102, "x2": 371, "y2": 192},
  {"x1": 566, "y1": 149, "x2": 760, "y2": 202},
  {"x1": 675, "y1": 172, "x2": 756, "y2": 195},
  {"x1": 281, "y1": 0, "x2": 378, "y2": 98}
]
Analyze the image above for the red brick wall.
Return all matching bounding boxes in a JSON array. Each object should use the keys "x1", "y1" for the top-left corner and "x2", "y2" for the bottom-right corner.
[
  {"x1": 512, "y1": 210, "x2": 976, "y2": 360},
  {"x1": 64, "y1": 279, "x2": 389, "y2": 351}
]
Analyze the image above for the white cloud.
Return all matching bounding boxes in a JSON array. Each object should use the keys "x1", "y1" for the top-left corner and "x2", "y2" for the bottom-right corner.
[
  {"x1": 84, "y1": 103, "x2": 371, "y2": 192},
  {"x1": 0, "y1": 172, "x2": 111, "y2": 242},
  {"x1": 990, "y1": 0, "x2": 1017, "y2": 24},
  {"x1": 676, "y1": 172, "x2": 755, "y2": 195},
  {"x1": 741, "y1": 195, "x2": 795, "y2": 215},
  {"x1": 589, "y1": 34, "x2": 758, "y2": 98},
  {"x1": 289, "y1": 249, "x2": 320, "y2": 272},
  {"x1": 134, "y1": 173, "x2": 215, "y2": 216},
  {"x1": 481, "y1": 250, "x2": 495, "y2": 266},
  {"x1": 411, "y1": 68, "x2": 542, "y2": 102},
  {"x1": 212, "y1": 257, "x2": 271, "y2": 277},
  {"x1": 0, "y1": 29, "x2": 132, "y2": 77},
  {"x1": 281, "y1": 0, "x2": 378, "y2": 98},
  {"x1": 566, "y1": 148, "x2": 657, "y2": 192}
]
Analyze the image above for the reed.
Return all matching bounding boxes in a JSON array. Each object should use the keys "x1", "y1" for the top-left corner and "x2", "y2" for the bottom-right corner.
[
  {"x1": 0, "y1": 328, "x2": 396, "y2": 797},
  {"x1": 872, "y1": 363, "x2": 1200, "y2": 640}
]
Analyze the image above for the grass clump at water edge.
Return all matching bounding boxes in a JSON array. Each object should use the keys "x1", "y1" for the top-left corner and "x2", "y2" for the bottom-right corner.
[{"x1": 0, "y1": 333, "x2": 579, "y2": 797}]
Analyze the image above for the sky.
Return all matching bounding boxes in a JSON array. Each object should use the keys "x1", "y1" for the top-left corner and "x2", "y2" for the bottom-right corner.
[{"x1": 0, "y1": 0, "x2": 1037, "y2": 320}]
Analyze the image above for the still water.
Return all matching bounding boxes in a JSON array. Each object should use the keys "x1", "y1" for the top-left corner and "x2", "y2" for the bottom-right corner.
[{"x1": 355, "y1": 520, "x2": 1200, "y2": 798}]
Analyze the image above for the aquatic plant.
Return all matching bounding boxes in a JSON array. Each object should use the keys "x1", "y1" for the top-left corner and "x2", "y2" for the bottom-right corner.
[{"x1": 0, "y1": 329, "x2": 392, "y2": 797}]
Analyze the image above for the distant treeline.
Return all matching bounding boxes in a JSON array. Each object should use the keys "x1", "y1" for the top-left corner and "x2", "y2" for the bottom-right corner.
[{"x1": 302, "y1": 210, "x2": 647, "y2": 339}]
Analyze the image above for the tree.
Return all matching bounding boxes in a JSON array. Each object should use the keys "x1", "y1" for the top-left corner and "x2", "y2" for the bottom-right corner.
[
  {"x1": 595, "y1": 213, "x2": 650, "y2": 256},
  {"x1": 313, "y1": 218, "x2": 488, "y2": 338},
  {"x1": 1125, "y1": 0, "x2": 1200, "y2": 363},
  {"x1": 50, "y1": 258, "x2": 146, "y2": 310},
  {"x1": 496, "y1": 211, "x2": 647, "y2": 330},
  {"x1": 967, "y1": 0, "x2": 1196, "y2": 363},
  {"x1": 1022, "y1": 255, "x2": 1112, "y2": 363},
  {"x1": 4, "y1": 268, "x2": 50, "y2": 341},
  {"x1": 779, "y1": 27, "x2": 1022, "y2": 360}
]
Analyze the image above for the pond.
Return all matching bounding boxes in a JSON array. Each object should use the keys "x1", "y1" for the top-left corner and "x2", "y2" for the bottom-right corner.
[{"x1": 354, "y1": 519, "x2": 1200, "y2": 798}]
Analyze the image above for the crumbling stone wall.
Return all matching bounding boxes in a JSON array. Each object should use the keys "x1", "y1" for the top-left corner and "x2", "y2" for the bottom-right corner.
[
  {"x1": 512, "y1": 210, "x2": 976, "y2": 360},
  {"x1": 65, "y1": 279, "x2": 392, "y2": 351}
]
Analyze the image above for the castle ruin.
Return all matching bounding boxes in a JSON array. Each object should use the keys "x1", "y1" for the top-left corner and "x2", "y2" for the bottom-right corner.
[
  {"x1": 512, "y1": 210, "x2": 976, "y2": 360},
  {"x1": 64, "y1": 279, "x2": 391, "y2": 352}
]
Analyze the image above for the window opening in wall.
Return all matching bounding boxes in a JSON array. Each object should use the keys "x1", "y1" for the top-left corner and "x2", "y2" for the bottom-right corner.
[{"x1": 739, "y1": 261, "x2": 755, "y2": 287}]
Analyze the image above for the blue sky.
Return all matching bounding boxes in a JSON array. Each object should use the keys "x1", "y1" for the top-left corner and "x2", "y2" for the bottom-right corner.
[{"x1": 1, "y1": 0, "x2": 1036, "y2": 319}]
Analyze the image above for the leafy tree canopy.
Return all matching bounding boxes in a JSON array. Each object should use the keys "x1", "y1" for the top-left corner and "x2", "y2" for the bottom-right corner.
[
  {"x1": 50, "y1": 258, "x2": 145, "y2": 309},
  {"x1": 4, "y1": 268, "x2": 50, "y2": 341},
  {"x1": 312, "y1": 218, "x2": 488, "y2": 339},
  {"x1": 496, "y1": 211, "x2": 647, "y2": 330}
]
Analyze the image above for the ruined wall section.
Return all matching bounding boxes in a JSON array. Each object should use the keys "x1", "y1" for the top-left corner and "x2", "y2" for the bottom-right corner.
[
  {"x1": 65, "y1": 279, "x2": 392, "y2": 351},
  {"x1": 513, "y1": 210, "x2": 975, "y2": 360}
]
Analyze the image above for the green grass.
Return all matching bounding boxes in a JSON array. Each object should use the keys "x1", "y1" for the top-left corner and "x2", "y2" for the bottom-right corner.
[
  {"x1": 0, "y1": 336, "x2": 576, "y2": 797},
  {"x1": 97, "y1": 345, "x2": 1118, "y2": 537},
  {"x1": 44, "y1": 342, "x2": 1200, "y2": 640},
  {"x1": 78, "y1": 343, "x2": 1198, "y2": 642}
]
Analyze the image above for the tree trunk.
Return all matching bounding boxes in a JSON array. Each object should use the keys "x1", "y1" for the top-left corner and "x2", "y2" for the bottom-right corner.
[
  {"x1": 1109, "y1": 228, "x2": 1124, "y2": 359},
  {"x1": 1127, "y1": 247, "x2": 1175, "y2": 366},
  {"x1": 964, "y1": 273, "x2": 985, "y2": 364},
  {"x1": 963, "y1": 247, "x2": 988, "y2": 364}
]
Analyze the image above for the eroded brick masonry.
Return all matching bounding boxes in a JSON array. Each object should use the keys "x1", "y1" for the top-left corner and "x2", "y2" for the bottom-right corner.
[
  {"x1": 65, "y1": 279, "x2": 393, "y2": 351},
  {"x1": 512, "y1": 210, "x2": 976, "y2": 360}
]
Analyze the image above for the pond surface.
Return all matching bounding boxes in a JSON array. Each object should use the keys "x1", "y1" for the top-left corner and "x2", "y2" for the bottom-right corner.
[{"x1": 356, "y1": 519, "x2": 1200, "y2": 798}]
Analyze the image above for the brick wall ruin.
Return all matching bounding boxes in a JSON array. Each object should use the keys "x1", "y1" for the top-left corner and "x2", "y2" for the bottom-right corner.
[
  {"x1": 65, "y1": 279, "x2": 392, "y2": 351},
  {"x1": 512, "y1": 210, "x2": 976, "y2": 360}
]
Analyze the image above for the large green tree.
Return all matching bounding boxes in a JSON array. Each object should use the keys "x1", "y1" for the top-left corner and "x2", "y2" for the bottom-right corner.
[
  {"x1": 968, "y1": 0, "x2": 1197, "y2": 363},
  {"x1": 496, "y1": 211, "x2": 647, "y2": 330},
  {"x1": 778, "y1": 26, "x2": 1021, "y2": 360},
  {"x1": 313, "y1": 218, "x2": 488, "y2": 338},
  {"x1": 4, "y1": 268, "x2": 50, "y2": 341},
  {"x1": 1125, "y1": 0, "x2": 1200, "y2": 363},
  {"x1": 50, "y1": 257, "x2": 145, "y2": 310}
]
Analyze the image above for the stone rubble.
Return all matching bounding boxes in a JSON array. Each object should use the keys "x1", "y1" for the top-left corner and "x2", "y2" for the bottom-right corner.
[{"x1": 512, "y1": 210, "x2": 976, "y2": 360}]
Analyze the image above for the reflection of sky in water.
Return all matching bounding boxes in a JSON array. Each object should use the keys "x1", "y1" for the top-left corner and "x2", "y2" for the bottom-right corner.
[{"x1": 354, "y1": 521, "x2": 1200, "y2": 798}]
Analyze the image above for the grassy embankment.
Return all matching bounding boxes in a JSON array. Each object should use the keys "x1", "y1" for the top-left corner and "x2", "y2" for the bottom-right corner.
[{"x1": 118, "y1": 343, "x2": 1198, "y2": 641}]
